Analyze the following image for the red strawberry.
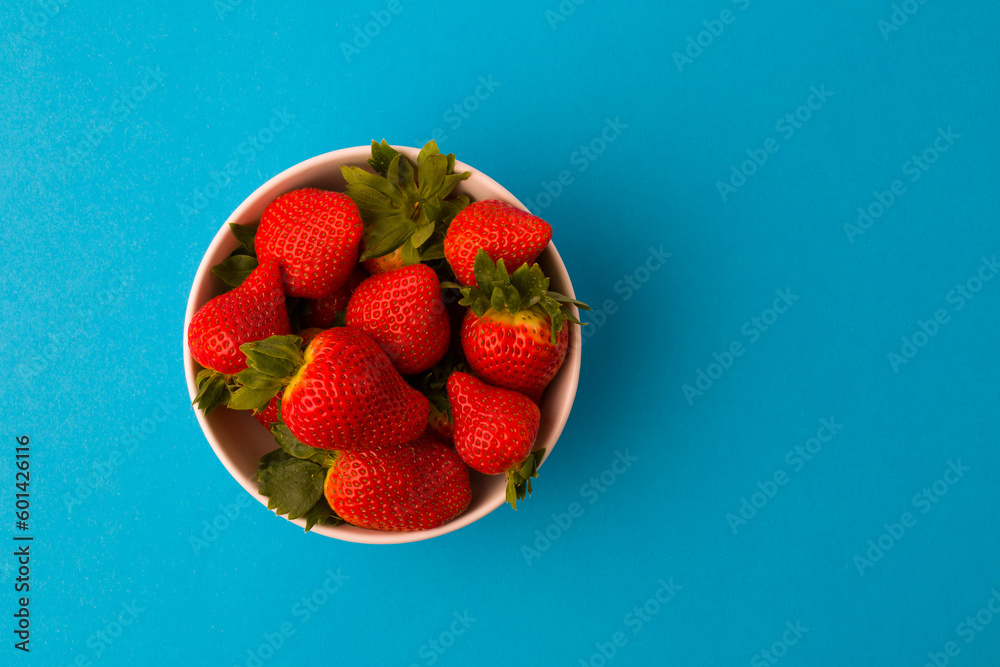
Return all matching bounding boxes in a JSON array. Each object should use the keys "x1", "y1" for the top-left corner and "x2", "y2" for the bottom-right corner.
[
  {"x1": 187, "y1": 259, "x2": 290, "y2": 374},
  {"x1": 256, "y1": 188, "x2": 363, "y2": 298},
  {"x1": 447, "y1": 372, "x2": 545, "y2": 507},
  {"x1": 458, "y1": 251, "x2": 588, "y2": 403},
  {"x1": 346, "y1": 264, "x2": 450, "y2": 375},
  {"x1": 361, "y1": 247, "x2": 405, "y2": 275},
  {"x1": 461, "y1": 309, "x2": 567, "y2": 404},
  {"x1": 323, "y1": 433, "x2": 471, "y2": 531},
  {"x1": 444, "y1": 199, "x2": 552, "y2": 287},
  {"x1": 252, "y1": 395, "x2": 280, "y2": 430},
  {"x1": 301, "y1": 266, "x2": 368, "y2": 329},
  {"x1": 234, "y1": 329, "x2": 429, "y2": 451}
]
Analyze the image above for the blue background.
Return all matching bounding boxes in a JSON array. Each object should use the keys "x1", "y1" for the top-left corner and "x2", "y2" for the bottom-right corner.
[{"x1": 1, "y1": 1, "x2": 998, "y2": 665}]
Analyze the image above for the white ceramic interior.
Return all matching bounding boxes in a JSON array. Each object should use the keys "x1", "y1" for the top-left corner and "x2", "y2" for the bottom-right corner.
[{"x1": 182, "y1": 145, "x2": 582, "y2": 544}]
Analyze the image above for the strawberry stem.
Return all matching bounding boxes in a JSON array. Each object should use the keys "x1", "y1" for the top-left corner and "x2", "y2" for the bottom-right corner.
[
  {"x1": 505, "y1": 448, "x2": 546, "y2": 510},
  {"x1": 227, "y1": 335, "x2": 305, "y2": 411}
]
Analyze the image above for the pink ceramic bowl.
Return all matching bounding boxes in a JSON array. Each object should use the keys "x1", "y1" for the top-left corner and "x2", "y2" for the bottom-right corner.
[{"x1": 183, "y1": 145, "x2": 582, "y2": 544}]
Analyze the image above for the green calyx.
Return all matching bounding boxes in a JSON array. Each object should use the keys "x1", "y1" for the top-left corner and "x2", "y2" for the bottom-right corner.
[
  {"x1": 227, "y1": 335, "x2": 305, "y2": 411},
  {"x1": 451, "y1": 250, "x2": 591, "y2": 344},
  {"x1": 505, "y1": 449, "x2": 546, "y2": 510},
  {"x1": 342, "y1": 139, "x2": 471, "y2": 265},
  {"x1": 256, "y1": 410, "x2": 342, "y2": 532},
  {"x1": 191, "y1": 333, "x2": 303, "y2": 415},
  {"x1": 211, "y1": 221, "x2": 260, "y2": 289},
  {"x1": 192, "y1": 368, "x2": 237, "y2": 414}
]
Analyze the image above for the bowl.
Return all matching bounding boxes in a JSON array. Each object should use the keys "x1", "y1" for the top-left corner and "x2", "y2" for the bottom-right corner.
[{"x1": 183, "y1": 145, "x2": 582, "y2": 544}]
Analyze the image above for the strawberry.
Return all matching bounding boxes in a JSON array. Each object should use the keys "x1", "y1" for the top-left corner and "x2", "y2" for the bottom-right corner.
[
  {"x1": 341, "y1": 140, "x2": 470, "y2": 272},
  {"x1": 256, "y1": 188, "x2": 363, "y2": 298},
  {"x1": 187, "y1": 258, "x2": 290, "y2": 375},
  {"x1": 323, "y1": 433, "x2": 471, "y2": 531},
  {"x1": 252, "y1": 395, "x2": 280, "y2": 430},
  {"x1": 361, "y1": 247, "x2": 404, "y2": 275},
  {"x1": 231, "y1": 329, "x2": 429, "y2": 451},
  {"x1": 345, "y1": 264, "x2": 450, "y2": 375},
  {"x1": 447, "y1": 371, "x2": 545, "y2": 508},
  {"x1": 456, "y1": 251, "x2": 589, "y2": 403},
  {"x1": 444, "y1": 199, "x2": 552, "y2": 287},
  {"x1": 301, "y1": 265, "x2": 368, "y2": 329}
]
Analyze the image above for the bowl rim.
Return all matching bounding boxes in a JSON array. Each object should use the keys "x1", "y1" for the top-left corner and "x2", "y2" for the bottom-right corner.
[{"x1": 182, "y1": 145, "x2": 582, "y2": 544}]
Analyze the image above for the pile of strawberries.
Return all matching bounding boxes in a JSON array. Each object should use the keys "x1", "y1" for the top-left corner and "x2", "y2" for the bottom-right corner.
[{"x1": 187, "y1": 141, "x2": 588, "y2": 532}]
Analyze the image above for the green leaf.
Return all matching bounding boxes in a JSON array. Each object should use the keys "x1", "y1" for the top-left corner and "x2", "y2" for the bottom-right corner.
[
  {"x1": 244, "y1": 352, "x2": 295, "y2": 379},
  {"x1": 510, "y1": 263, "x2": 547, "y2": 305},
  {"x1": 233, "y1": 368, "x2": 283, "y2": 391},
  {"x1": 502, "y1": 284, "x2": 520, "y2": 313},
  {"x1": 343, "y1": 183, "x2": 395, "y2": 215},
  {"x1": 270, "y1": 424, "x2": 336, "y2": 465},
  {"x1": 229, "y1": 221, "x2": 259, "y2": 256},
  {"x1": 490, "y1": 286, "x2": 506, "y2": 312},
  {"x1": 494, "y1": 257, "x2": 510, "y2": 283},
  {"x1": 228, "y1": 385, "x2": 280, "y2": 411},
  {"x1": 458, "y1": 286, "x2": 489, "y2": 318},
  {"x1": 441, "y1": 194, "x2": 470, "y2": 220},
  {"x1": 388, "y1": 154, "x2": 417, "y2": 192},
  {"x1": 360, "y1": 218, "x2": 417, "y2": 261},
  {"x1": 211, "y1": 254, "x2": 259, "y2": 288},
  {"x1": 504, "y1": 449, "x2": 545, "y2": 510},
  {"x1": 340, "y1": 165, "x2": 398, "y2": 197},
  {"x1": 417, "y1": 154, "x2": 447, "y2": 201},
  {"x1": 419, "y1": 241, "x2": 445, "y2": 262},
  {"x1": 258, "y1": 448, "x2": 293, "y2": 474},
  {"x1": 246, "y1": 336, "x2": 303, "y2": 364},
  {"x1": 229, "y1": 336, "x2": 303, "y2": 408},
  {"x1": 302, "y1": 499, "x2": 340, "y2": 532},
  {"x1": 368, "y1": 139, "x2": 400, "y2": 177},
  {"x1": 399, "y1": 241, "x2": 421, "y2": 266},
  {"x1": 192, "y1": 369, "x2": 232, "y2": 414},
  {"x1": 409, "y1": 221, "x2": 436, "y2": 249},
  {"x1": 546, "y1": 291, "x2": 592, "y2": 310},
  {"x1": 257, "y1": 457, "x2": 327, "y2": 521},
  {"x1": 473, "y1": 249, "x2": 496, "y2": 290},
  {"x1": 417, "y1": 139, "x2": 441, "y2": 165}
]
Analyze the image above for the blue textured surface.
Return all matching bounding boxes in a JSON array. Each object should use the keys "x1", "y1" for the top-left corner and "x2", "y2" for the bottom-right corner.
[{"x1": 2, "y1": 1, "x2": 999, "y2": 665}]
